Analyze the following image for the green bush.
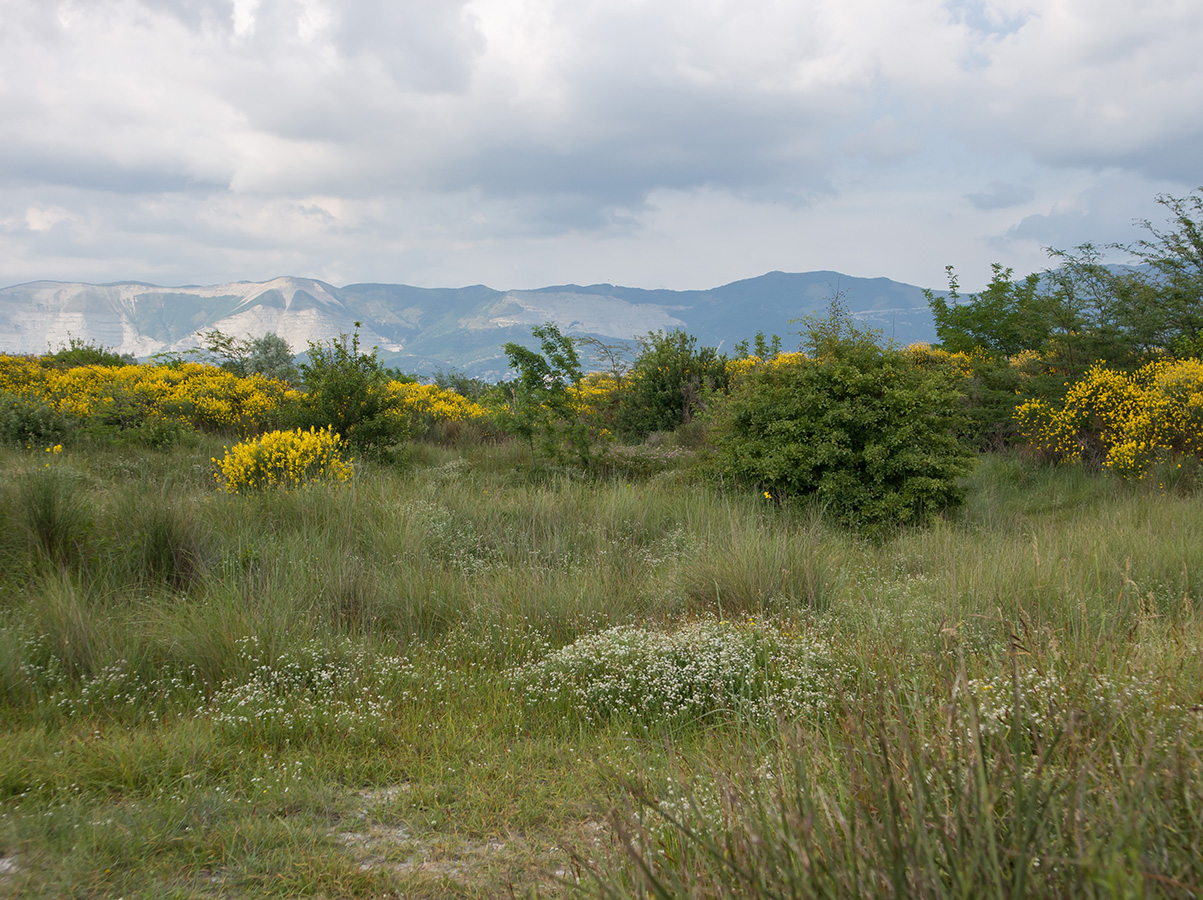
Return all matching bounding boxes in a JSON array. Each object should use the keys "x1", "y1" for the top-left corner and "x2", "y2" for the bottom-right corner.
[
  {"x1": 0, "y1": 391, "x2": 77, "y2": 448},
  {"x1": 293, "y1": 327, "x2": 410, "y2": 452},
  {"x1": 711, "y1": 310, "x2": 973, "y2": 530},
  {"x1": 42, "y1": 336, "x2": 132, "y2": 368},
  {"x1": 615, "y1": 329, "x2": 729, "y2": 440}
]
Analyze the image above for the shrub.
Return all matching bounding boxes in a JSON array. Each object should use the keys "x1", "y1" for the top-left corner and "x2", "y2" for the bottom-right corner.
[
  {"x1": 614, "y1": 329, "x2": 729, "y2": 440},
  {"x1": 42, "y1": 336, "x2": 132, "y2": 368},
  {"x1": 213, "y1": 427, "x2": 353, "y2": 494},
  {"x1": 508, "y1": 618, "x2": 849, "y2": 729},
  {"x1": 711, "y1": 311, "x2": 974, "y2": 531},
  {"x1": 376, "y1": 380, "x2": 491, "y2": 439},
  {"x1": 294, "y1": 328, "x2": 409, "y2": 451},
  {"x1": 0, "y1": 391, "x2": 77, "y2": 447},
  {"x1": 1015, "y1": 358, "x2": 1203, "y2": 480},
  {"x1": 0, "y1": 355, "x2": 299, "y2": 435}
]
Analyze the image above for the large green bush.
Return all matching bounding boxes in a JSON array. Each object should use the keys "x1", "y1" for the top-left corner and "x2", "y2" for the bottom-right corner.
[
  {"x1": 0, "y1": 391, "x2": 77, "y2": 448},
  {"x1": 294, "y1": 327, "x2": 411, "y2": 451},
  {"x1": 615, "y1": 329, "x2": 729, "y2": 440},
  {"x1": 712, "y1": 313, "x2": 973, "y2": 530}
]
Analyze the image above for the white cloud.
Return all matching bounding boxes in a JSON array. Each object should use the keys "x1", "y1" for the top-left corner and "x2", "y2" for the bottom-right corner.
[{"x1": 0, "y1": 0, "x2": 1199, "y2": 290}]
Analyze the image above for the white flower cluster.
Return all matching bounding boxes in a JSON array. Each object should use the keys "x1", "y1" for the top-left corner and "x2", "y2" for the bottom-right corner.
[
  {"x1": 965, "y1": 666, "x2": 1193, "y2": 745},
  {"x1": 53, "y1": 658, "x2": 199, "y2": 722},
  {"x1": 508, "y1": 618, "x2": 851, "y2": 728},
  {"x1": 405, "y1": 500, "x2": 501, "y2": 575},
  {"x1": 204, "y1": 636, "x2": 397, "y2": 747}
]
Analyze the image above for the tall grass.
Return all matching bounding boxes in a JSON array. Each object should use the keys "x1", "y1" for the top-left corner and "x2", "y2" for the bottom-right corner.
[
  {"x1": 0, "y1": 443, "x2": 1200, "y2": 897},
  {"x1": 594, "y1": 677, "x2": 1203, "y2": 899},
  {"x1": 16, "y1": 466, "x2": 93, "y2": 571}
]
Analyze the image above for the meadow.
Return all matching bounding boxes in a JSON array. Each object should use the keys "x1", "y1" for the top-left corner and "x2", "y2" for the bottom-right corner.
[{"x1": 2, "y1": 431, "x2": 1201, "y2": 899}]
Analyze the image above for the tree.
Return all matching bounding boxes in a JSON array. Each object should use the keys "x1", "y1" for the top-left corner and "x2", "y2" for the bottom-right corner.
[
  {"x1": 924, "y1": 264, "x2": 1050, "y2": 358},
  {"x1": 295, "y1": 325, "x2": 401, "y2": 449},
  {"x1": 501, "y1": 323, "x2": 592, "y2": 466},
  {"x1": 712, "y1": 304, "x2": 973, "y2": 531},
  {"x1": 1117, "y1": 188, "x2": 1203, "y2": 357},
  {"x1": 200, "y1": 330, "x2": 298, "y2": 383},
  {"x1": 245, "y1": 333, "x2": 298, "y2": 384},
  {"x1": 614, "y1": 329, "x2": 729, "y2": 440},
  {"x1": 928, "y1": 189, "x2": 1203, "y2": 366}
]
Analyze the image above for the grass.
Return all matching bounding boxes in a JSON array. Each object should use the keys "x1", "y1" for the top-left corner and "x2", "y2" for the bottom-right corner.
[{"x1": 0, "y1": 440, "x2": 1200, "y2": 898}]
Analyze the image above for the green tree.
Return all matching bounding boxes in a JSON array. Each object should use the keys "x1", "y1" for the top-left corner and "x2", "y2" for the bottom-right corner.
[
  {"x1": 929, "y1": 189, "x2": 1203, "y2": 367},
  {"x1": 245, "y1": 333, "x2": 298, "y2": 384},
  {"x1": 924, "y1": 264, "x2": 1050, "y2": 358},
  {"x1": 199, "y1": 330, "x2": 298, "y2": 383},
  {"x1": 501, "y1": 323, "x2": 592, "y2": 467},
  {"x1": 295, "y1": 326, "x2": 403, "y2": 450},
  {"x1": 712, "y1": 305, "x2": 973, "y2": 531},
  {"x1": 614, "y1": 329, "x2": 729, "y2": 440},
  {"x1": 1116, "y1": 188, "x2": 1203, "y2": 357}
]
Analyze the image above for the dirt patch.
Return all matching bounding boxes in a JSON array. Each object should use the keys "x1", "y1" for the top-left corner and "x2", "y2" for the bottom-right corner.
[{"x1": 333, "y1": 788, "x2": 610, "y2": 895}]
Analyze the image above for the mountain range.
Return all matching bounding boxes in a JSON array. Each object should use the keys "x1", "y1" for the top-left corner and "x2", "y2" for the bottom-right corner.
[{"x1": 0, "y1": 272, "x2": 938, "y2": 378}]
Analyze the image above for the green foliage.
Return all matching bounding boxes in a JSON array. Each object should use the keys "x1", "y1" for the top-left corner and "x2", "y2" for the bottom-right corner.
[
  {"x1": 0, "y1": 391, "x2": 77, "y2": 448},
  {"x1": 432, "y1": 368, "x2": 491, "y2": 402},
  {"x1": 732, "y1": 331, "x2": 783, "y2": 358},
  {"x1": 245, "y1": 333, "x2": 298, "y2": 383},
  {"x1": 925, "y1": 264, "x2": 1050, "y2": 358},
  {"x1": 794, "y1": 299, "x2": 885, "y2": 356},
  {"x1": 1117, "y1": 187, "x2": 1203, "y2": 356},
  {"x1": 201, "y1": 329, "x2": 298, "y2": 383},
  {"x1": 501, "y1": 322, "x2": 592, "y2": 466},
  {"x1": 294, "y1": 327, "x2": 405, "y2": 450},
  {"x1": 713, "y1": 305, "x2": 974, "y2": 530},
  {"x1": 615, "y1": 328, "x2": 729, "y2": 440},
  {"x1": 929, "y1": 189, "x2": 1203, "y2": 372},
  {"x1": 42, "y1": 336, "x2": 132, "y2": 368}
]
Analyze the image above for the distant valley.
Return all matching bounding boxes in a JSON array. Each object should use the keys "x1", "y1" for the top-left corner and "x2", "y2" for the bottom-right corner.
[{"x1": 0, "y1": 272, "x2": 938, "y2": 378}]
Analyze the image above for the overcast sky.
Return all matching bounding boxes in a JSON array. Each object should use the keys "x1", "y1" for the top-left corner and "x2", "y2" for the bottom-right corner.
[{"x1": 1, "y1": 0, "x2": 1200, "y2": 292}]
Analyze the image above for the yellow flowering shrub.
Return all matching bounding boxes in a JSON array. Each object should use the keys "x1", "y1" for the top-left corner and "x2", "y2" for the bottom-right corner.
[
  {"x1": 902, "y1": 344, "x2": 980, "y2": 378},
  {"x1": 376, "y1": 380, "x2": 489, "y2": 435},
  {"x1": 727, "y1": 352, "x2": 809, "y2": 380},
  {"x1": 1015, "y1": 359, "x2": 1203, "y2": 479},
  {"x1": 567, "y1": 372, "x2": 623, "y2": 437},
  {"x1": 0, "y1": 355, "x2": 300, "y2": 434},
  {"x1": 214, "y1": 427, "x2": 353, "y2": 494}
]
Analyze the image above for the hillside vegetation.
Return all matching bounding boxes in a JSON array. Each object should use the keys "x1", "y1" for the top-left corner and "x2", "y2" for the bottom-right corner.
[{"x1": 0, "y1": 192, "x2": 1201, "y2": 898}]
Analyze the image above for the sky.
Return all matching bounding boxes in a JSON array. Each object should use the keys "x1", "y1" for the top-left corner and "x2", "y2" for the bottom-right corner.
[{"x1": 1, "y1": 0, "x2": 1201, "y2": 293}]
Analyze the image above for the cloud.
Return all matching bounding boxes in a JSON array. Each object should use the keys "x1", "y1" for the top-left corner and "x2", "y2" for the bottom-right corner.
[
  {"x1": 999, "y1": 173, "x2": 1183, "y2": 256},
  {"x1": 966, "y1": 181, "x2": 1034, "y2": 210},
  {"x1": 0, "y1": 0, "x2": 1200, "y2": 291},
  {"x1": 943, "y1": 0, "x2": 1203, "y2": 182}
]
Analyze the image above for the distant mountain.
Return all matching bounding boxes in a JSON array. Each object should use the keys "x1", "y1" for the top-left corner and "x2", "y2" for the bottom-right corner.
[{"x1": 0, "y1": 272, "x2": 937, "y2": 378}]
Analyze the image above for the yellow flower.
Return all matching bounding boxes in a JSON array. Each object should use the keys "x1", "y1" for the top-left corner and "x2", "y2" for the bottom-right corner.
[{"x1": 214, "y1": 427, "x2": 352, "y2": 493}]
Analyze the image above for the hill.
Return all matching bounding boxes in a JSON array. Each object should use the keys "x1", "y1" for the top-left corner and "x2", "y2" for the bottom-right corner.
[{"x1": 0, "y1": 271, "x2": 937, "y2": 377}]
